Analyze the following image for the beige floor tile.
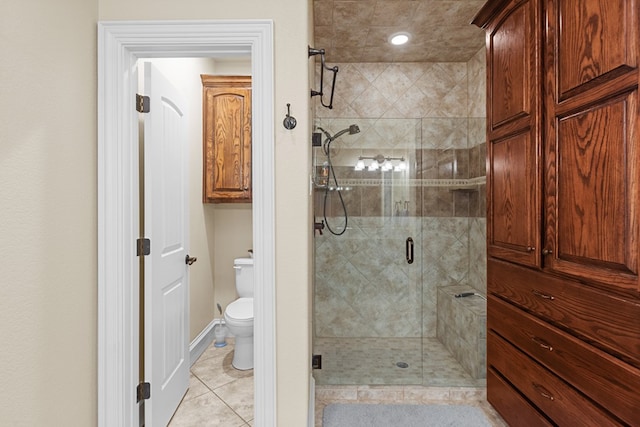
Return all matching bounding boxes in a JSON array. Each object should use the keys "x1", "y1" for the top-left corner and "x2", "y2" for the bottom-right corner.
[
  {"x1": 182, "y1": 374, "x2": 210, "y2": 402},
  {"x1": 356, "y1": 385, "x2": 404, "y2": 402},
  {"x1": 213, "y1": 375, "x2": 254, "y2": 421},
  {"x1": 315, "y1": 400, "x2": 327, "y2": 427},
  {"x1": 191, "y1": 348, "x2": 252, "y2": 390},
  {"x1": 168, "y1": 391, "x2": 246, "y2": 427},
  {"x1": 197, "y1": 338, "x2": 235, "y2": 362}
]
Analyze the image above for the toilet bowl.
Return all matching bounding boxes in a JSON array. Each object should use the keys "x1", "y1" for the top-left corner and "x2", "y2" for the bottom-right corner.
[
  {"x1": 224, "y1": 257, "x2": 254, "y2": 370},
  {"x1": 224, "y1": 297, "x2": 254, "y2": 370}
]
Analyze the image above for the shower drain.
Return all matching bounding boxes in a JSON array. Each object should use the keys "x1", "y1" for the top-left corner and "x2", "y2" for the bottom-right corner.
[{"x1": 396, "y1": 362, "x2": 409, "y2": 369}]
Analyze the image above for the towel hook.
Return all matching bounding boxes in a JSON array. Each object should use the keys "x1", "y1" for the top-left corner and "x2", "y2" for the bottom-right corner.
[{"x1": 283, "y1": 103, "x2": 297, "y2": 130}]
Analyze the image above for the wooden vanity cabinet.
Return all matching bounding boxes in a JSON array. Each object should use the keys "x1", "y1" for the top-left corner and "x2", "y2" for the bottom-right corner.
[
  {"x1": 474, "y1": 0, "x2": 640, "y2": 425},
  {"x1": 201, "y1": 75, "x2": 252, "y2": 203}
]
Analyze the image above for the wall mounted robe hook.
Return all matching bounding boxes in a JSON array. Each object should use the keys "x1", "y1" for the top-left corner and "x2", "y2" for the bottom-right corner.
[{"x1": 283, "y1": 103, "x2": 297, "y2": 130}]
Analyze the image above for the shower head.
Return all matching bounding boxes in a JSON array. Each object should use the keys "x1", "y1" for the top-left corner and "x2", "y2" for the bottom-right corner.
[
  {"x1": 332, "y1": 124, "x2": 360, "y2": 141},
  {"x1": 317, "y1": 124, "x2": 360, "y2": 143}
]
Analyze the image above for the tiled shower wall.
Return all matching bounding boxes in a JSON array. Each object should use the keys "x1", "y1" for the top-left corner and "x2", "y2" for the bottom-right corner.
[{"x1": 314, "y1": 48, "x2": 486, "y2": 344}]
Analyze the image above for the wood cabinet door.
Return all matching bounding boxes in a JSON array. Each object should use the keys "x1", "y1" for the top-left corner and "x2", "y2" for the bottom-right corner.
[
  {"x1": 202, "y1": 75, "x2": 252, "y2": 203},
  {"x1": 488, "y1": 130, "x2": 539, "y2": 266},
  {"x1": 487, "y1": 0, "x2": 538, "y2": 131},
  {"x1": 543, "y1": 0, "x2": 640, "y2": 295},
  {"x1": 484, "y1": 0, "x2": 542, "y2": 267}
]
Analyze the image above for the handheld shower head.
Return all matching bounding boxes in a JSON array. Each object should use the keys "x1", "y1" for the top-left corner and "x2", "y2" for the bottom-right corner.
[
  {"x1": 314, "y1": 124, "x2": 360, "y2": 237},
  {"x1": 327, "y1": 124, "x2": 360, "y2": 142},
  {"x1": 318, "y1": 125, "x2": 360, "y2": 142}
]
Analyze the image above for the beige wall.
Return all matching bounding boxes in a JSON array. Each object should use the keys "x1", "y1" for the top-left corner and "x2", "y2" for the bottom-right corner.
[
  {"x1": 0, "y1": 0, "x2": 98, "y2": 425},
  {"x1": 0, "y1": 0, "x2": 313, "y2": 426}
]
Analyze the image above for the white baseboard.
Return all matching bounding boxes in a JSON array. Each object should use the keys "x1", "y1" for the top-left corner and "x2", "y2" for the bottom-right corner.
[
  {"x1": 308, "y1": 374, "x2": 315, "y2": 427},
  {"x1": 189, "y1": 318, "x2": 224, "y2": 366}
]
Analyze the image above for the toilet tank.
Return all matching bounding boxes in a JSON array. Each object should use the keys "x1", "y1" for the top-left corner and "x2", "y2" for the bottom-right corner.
[{"x1": 234, "y1": 257, "x2": 254, "y2": 297}]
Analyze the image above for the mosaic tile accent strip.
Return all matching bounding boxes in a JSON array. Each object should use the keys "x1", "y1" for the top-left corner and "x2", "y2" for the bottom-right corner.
[{"x1": 320, "y1": 177, "x2": 486, "y2": 188}]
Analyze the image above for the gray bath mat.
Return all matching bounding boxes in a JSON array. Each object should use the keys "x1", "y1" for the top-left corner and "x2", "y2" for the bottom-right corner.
[{"x1": 323, "y1": 403, "x2": 493, "y2": 427}]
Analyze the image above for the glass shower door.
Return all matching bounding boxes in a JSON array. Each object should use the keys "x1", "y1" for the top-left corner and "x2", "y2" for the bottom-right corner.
[{"x1": 312, "y1": 118, "x2": 423, "y2": 385}]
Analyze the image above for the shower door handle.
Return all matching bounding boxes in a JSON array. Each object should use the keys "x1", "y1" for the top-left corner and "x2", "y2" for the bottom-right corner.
[{"x1": 406, "y1": 237, "x2": 414, "y2": 264}]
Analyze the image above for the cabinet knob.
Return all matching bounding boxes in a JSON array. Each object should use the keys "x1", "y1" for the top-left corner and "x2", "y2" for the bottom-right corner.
[
  {"x1": 532, "y1": 336, "x2": 553, "y2": 351},
  {"x1": 542, "y1": 248, "x2": 553, "y2": 256},
  {"x1": 526, "y1": 246, "x2": 535, "y2": 252},
  {"x1": 532, "y1": 383, "x2": 555, "y2": 401},
  {"x1": 532, "y1": 289, "x2": 555, "y2": 300}
]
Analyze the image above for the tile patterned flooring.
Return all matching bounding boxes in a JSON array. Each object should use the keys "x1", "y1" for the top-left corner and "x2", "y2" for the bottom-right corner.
[
  {"x1": 169, "y1": 338, "x2": 254, "y2": 427},
  {"x1": 171, "y1": 339, "x2": 506, "y2": 427},
  {"x1": 314, "y1": 337, "x2": 485, "y2": 387}
]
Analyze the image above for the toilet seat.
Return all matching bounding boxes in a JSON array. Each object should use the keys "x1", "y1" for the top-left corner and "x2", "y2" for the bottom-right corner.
[{"x1": 225, "y1": 297, "x2": 253, "y2": 322}]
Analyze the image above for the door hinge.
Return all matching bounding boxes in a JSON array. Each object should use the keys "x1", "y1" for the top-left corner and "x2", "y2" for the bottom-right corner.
[
  {"x1": 136, "y1": 382, "x2": 151, "y2": 402},
  {"x1": 137, "y1": 238, "x2": 151, "y2": 256},
  {"x1": 312, "y1": 354, "x2": 322, "y2": 369},
  {"x1": 136, "y1": 94, "x2": 150, "y2": 113}
]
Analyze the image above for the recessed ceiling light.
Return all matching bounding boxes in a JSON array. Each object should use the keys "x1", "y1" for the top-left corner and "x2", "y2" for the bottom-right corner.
[{"x1": 389, "y1": 32, "x2": 410, "y2": 46}]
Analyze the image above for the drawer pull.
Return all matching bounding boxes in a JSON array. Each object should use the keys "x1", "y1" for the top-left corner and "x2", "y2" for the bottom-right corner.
[
  {"x1": 532, "y1": 383, "x2": 555, "y2": 401},
  {"x1": 532, "y1": 289, "x2": 555, "y2": 300},
  {"x1": 532, "y1": 336, "x2": 554, "y2": 351}
]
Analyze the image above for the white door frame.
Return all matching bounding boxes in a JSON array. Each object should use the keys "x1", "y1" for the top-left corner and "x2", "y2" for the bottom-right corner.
[{"x1": 97, "y1": 20, "x2": 276, "y2": 427}]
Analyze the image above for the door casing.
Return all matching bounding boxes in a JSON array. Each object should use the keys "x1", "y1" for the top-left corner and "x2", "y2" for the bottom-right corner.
[{"x1": 97, "y1": 20, "x2": 276, "y2": 427}]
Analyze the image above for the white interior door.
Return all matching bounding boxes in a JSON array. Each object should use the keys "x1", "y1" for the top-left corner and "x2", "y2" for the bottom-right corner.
[{"x1": 143, "y1": 61, "x2": 190, "y2": 427}]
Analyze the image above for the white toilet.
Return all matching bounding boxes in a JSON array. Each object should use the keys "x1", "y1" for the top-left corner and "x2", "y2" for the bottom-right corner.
[{"x1": 224, "y1": 257, "x2": 254, "y2": 370}]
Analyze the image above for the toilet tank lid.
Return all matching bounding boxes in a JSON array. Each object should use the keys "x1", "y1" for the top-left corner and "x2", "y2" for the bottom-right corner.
[{"x1": 234, "y1": 257, "x2": 254, "y2": 265}]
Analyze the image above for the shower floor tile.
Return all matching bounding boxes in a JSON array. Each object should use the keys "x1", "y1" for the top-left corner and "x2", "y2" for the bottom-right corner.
[{"x1": 313, "y1": 337, "x2": 484, "y2": 387}]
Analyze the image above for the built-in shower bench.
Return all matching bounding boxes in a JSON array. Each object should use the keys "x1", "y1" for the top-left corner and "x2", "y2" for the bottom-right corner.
[{"x1": 436, "y1": 285, "x2": 487, "y2": 379}]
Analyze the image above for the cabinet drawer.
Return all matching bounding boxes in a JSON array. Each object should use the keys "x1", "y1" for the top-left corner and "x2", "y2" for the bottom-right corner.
[
  {"x1": 489, "y1": 296, "x2": 640, "y2": 426},
  {"x1": 488, "y1": 259, "x2": 640, "y2": 367},
  {"x1": 487, "y1": 369, "x2": 552, "y2": 427},
  {"x1": 489, "y1": 331, "x2": 621, "y2": 426}
]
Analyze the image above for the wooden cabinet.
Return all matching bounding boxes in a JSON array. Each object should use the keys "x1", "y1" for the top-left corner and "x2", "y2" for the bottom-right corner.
[
  {"x1": 201, "y1": 75, "x2": 252, "y2": 203},
  {"x1": 474, "y1": 0, "x2": 640, "y2": 425},
  {"x1": 543, "y1": 0, "x2": 640, "y2": 295},
  {"x1": 483, "y1": 0, "x2": 542, "y2": 269}
]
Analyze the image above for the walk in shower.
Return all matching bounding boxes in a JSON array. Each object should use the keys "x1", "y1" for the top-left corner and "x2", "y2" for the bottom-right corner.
[{"x1": 312, "y1": 55, "x2": 487, "y2": 388}]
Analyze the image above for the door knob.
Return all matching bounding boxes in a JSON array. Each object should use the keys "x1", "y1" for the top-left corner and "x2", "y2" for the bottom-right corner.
[{"x1": 185, "y1": 255, "x2": 197, "y2": 265}]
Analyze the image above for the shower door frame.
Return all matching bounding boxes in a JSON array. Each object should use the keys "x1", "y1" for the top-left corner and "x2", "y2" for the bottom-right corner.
[{"x1": 312, "y1": 118, "x2": 425, "y2": 386}]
